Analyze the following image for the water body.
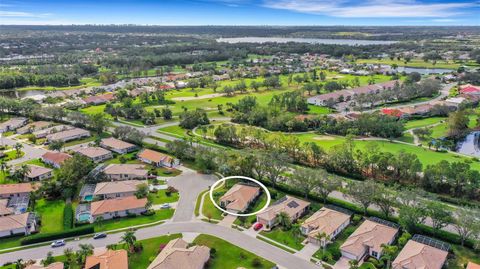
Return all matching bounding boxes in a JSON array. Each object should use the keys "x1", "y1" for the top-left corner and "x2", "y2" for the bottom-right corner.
[
  {"x1": 217, "y1": 37, "x2": 398, "y2": 46},
  {"x1": 0, "y1": 89, "x2": 45, "y2": 99},
  {"x1": 456, "y1": 131, "x2": 480, "y2": 157},
  {"x1": 391, "y1": 66, "x2": 453, "y2": 75}
]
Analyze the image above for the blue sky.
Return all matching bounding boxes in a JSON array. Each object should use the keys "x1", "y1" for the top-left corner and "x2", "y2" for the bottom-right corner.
[{"x1": 0, "y1": 0, "x2": 479, "y2": 25}]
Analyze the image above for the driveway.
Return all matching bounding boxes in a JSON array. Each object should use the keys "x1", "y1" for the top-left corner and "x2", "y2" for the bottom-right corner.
[
  {"x1": 1, "y1": 136, "x2": 48, "y2": 165},
  {"x1": 0, "y1": 221, "x2": 319, "y2": 269}
]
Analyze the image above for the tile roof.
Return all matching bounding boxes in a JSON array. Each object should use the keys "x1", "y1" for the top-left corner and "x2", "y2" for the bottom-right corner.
[
  {"x1": 0, "y1": 183, "x2": 33, "y2": 196},
  {"x1": 138, "y1": 149, "x2": 172, "y2": 164},
  {"x1": 467, "y1": 262, "x2": 480, "y2": 269},
  {"x1": 257, "y1": 195, "x2": 310, "y2": 222},
  {"x1": 220, "y1": 184, "x2": 260, "y2": 212},
  {"x1": 46, "y1": 128, "x2": 90, "y2": 141},
  {"x1": 94, "y1": 180, "x2": 147, "y2": 196},
  {"x1": 0, "y1": 212, "x2": 30, "y2": 232},
  {"x1": 41, "y1": 152, "x2": 72, "y2": 165},
  {"x1": 90, "y1": 196, "x2": 147, "y2": 216},
  {"x1": 73, "y1": 146, "x2": 112, "y2": 158},
  {"x1": 25, "y1": 165, "x2": 52, "y2": 179},
  {"x1": 301, "y1": 207, "x2": 351, "y2": 238},
  {"x1": 101, "y1": 137, "x2": 135, "y2": 150},
  {"x1": 85, "y1": 249, "x2": 128, "y2": 269},
  {"x1": 25, "y1": 262, "x2": 64, "y2": 269},
  {"x1": 147, "y1": 238, "x2": 210, "y2": 269},
  {"x1": 392, "y1": 240, "x2": 448, "y2": 269},
  {"x1": 0, "y1": 199, "x2": 13, "y2": 215},
  {"x1": 340, "y1": 219, "x2": 398, "y2": 258},
  {"x1": 103, "y1": 164, "x2": 148, "y2": 177}
]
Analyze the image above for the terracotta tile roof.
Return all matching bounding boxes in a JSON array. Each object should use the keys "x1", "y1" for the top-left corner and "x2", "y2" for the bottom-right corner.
[
  {"x1": 147, "y1": 238, "x2": 210, "y2": 269},
  {"x1": 0, "y1": 199, "x2": 13, "y2": 215},
  {"x1": 0, "y1": 212, "x2": 30, "y2": 232},
  {"x1": 138, "y1": 149, "x2": 172, "y2": 164},
  {"x1": 301, "y1": 207, "x2": 351, "y2": 238},
  {"x1": 41, "y1": 152, "x2": 72, "y2": 165},
  {"x1": 26, "y1": 262, "x2": 64, "y2": 269},
  {"x1": 85, "y1": 249, "x2": 128, "y2": 269},
  {"x1": 90, "y1": 196, "x2": 147, "y2": 216},
  {"x1": 101, "y1": 137, "x2": 135, "y2": 150},
  {"x1": 0, "y1": 183, "x2": 33, "y2": 196},
  {"x1": 257, "y1": 195, "x2": 310, "y2": 222},
  {"x1": 73, "y1": 146, "x2": 112, "y2": 158},
  {"x1": 103, "y1": 164, "x2": 148, "y2": 177},
  {"x1": 25, "y1": 262, "x2": 64, "y2": 269},
  {"x1": 392, "y1": 240, "x2": 448, "y2": 269},
  {"x1": 17, "y1": 121, "x2": 50, "y2": 133},
  {"x1": 25, "y1": 165, "x2": 52, "y2": 179},
  {"x1": 467, "y1": 262, "x2": 480, "y2": 269},
  {"x1": 46, "y1": 128, "x2": 90, "y2": 141},
  {"x1": 340, "y1": 219, "x2": 398, "y2": 258},
  {"x1": 220, "y1": 184, "x2": 260, "y2": 212},
  {"x1": 94, "y1": 180, "x2": 147, "y2": 196}
]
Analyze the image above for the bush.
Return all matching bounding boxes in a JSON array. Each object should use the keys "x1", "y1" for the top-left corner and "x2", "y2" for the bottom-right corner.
[
  {"x1": 142, "y1": 210, "x2": 155, "y2": 216},
  {"x1": 21, "y1": 226, "x2": 94, "y2": 245},
  {"x1": 63, "y1": 204, "x2": 74, "y2": 229},
  {"x1": 251, "y1": 257, "x2": 262, "y2": 268}
]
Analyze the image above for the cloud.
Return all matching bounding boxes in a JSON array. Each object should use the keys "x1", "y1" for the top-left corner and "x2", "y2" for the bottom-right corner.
[
  {"x1": 0, "y1": 10, "x2": 52, "y2": 18},
  {"x1": 263, "y1": 0, "x2": 475, "y2": 17}
]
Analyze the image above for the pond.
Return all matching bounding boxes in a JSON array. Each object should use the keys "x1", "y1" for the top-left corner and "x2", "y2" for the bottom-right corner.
[
  {"x1": 456, "y1": 131, "x2": 480, "y2": 157},
  {"x1": 217, "y1": 37, "x2": 398, "y2": 46}
]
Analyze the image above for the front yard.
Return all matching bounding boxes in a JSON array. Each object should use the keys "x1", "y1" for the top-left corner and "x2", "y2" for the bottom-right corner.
[
  {"x1": 148, "y1": 190, "x2": 179, "y2": 205},
  {"x1": 93, "y1": 209, "x2": 174, "y2": 232},
  {"x1": 313, "y1": 221, "x2": 362, "y2": 264},
  {"x1": 259, "y1": 227, "x2": 306, "y2": 251}
]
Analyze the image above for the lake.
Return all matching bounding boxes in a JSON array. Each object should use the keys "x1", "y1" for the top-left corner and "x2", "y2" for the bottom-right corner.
[
  {"x1": 456, "y1": 131, "x2": 480, "y2": 157},
  {"x1": 217, "y1": 37, "x2": 398, "y2": 46}
]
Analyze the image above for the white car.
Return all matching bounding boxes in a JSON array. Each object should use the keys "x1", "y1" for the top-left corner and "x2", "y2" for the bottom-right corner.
[
  {"x1": 160, "y1": 203, "x2": 171, "y2": 209},
  {"x1": 51, "y1": 240, "x2": 66, "y2": 248}
]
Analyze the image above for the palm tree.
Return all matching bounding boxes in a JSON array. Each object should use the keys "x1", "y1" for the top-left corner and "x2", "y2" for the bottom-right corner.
[
  {"x1": 315, "y1": 232, "x2": 331, "y2": 255},
  {"x1": 0, "y1": 160, "x2": 8, "y2": 174},
  {"x1": 29, "y1": 190, "x2": 40, "y2": 211},
  {"x1": 349, "y1": 259, "x2": 359, "y2": 269},
  {"x1": 63, "y1": 248, "x2": 77, "y2": 269},
  {"x1": 14, "y1": 259, "x2": 25, "y2": 269},
  {"x1": 121, "y1": 230, "x2": 137, "y2": 253},
  {"x1": 94, "y1": 216, "x2": 104, "y2": 228},
  {"x1": 15, "y1": 164, "x2": 31, "y2": 181},
  {"x1": 76, "y1": 244, "x2": 93, "y2": 264},
  {"x1": 14, "y1": 142, "x2": 23, "y2": 158},
  {"x1": 276, "y1": 212, "x2": 292, "y2": 231},
  {"x1": 381, "y1": 244, "x2": 398, "y2": 269}
]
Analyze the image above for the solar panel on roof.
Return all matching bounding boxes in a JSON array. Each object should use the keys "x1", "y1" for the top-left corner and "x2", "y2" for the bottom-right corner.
[{"x1": 287, "y1": 200, "x2": 299, "y2": 208}]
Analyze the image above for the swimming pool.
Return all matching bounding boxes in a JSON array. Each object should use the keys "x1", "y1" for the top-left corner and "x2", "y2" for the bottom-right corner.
[
  {"x1": 77, "y1": 212, "x2": 91, "y2": 222},
  {"x1": 83, "y1": 195, "x2": 93, "y2": 202}
]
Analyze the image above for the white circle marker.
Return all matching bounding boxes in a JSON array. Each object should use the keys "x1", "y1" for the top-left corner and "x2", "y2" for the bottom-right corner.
[{"x1": 209, "y1": 176, "x2": 271, "y2": 217}]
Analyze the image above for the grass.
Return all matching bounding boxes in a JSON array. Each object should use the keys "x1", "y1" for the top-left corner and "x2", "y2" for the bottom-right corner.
[
  {"x1": 234, "y1": 193, "x2": 268, "y2": 228},
  {"x1": 94, "y1": 209, "x2": 174, "y2": 232},
  {"x1": 148, "y1": 190, "x2": 179, "y2": 205},
  {"x1": 195, "y1": 189, "x2": 208, "y2": 217},
  {"x1": 16, "y1": 77, "x2": 102, "y2": 92},
  {"x1": 1, "y1": 150, "x2": 24, "y2": 161},
  {"x1": 36, "y1": 199, "x2": 66, "y2": 233},
  {"x1": 359, "y1": 262, "x2": 377, "y2": 269},
  {"x1": 126, "y1": 234, "x2": 182, "y2": 269},
  {"x1": 403, "y1": 117, "x2": 446, "y2": 130},
  {"x1": 356, "y1": 58, "x2": 461, "y2": 69},
  {"x1": 449, "y1": 244, "x2": 480, "y2": 269},
  {"x1": 259, "y1": 227, "x2": 306, "y2": 251},
  {"x1": 193, "y1": 234, "x2": 275, "y2": 269},
  {"x1": 256, "y1": 236, "x2": 296, "y2": 253},
  {"x1": 313, "y1": 221, "x2": 361, "y2": 264},
  {"x1": 201, "y1": 188, "x2": 224, "y2": 221}
]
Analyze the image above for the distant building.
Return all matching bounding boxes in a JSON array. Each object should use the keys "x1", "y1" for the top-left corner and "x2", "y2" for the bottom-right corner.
[
  {"x1": 41, "y1": 152, "x2": 72, "y2": 168},
  {"x1": 147, "y1": 238, "x2": 210, "y2": 269},
  {"x1": 16, "y1": 121, "x2": 50, "y2": 135},
  {"x1": 100, "y1": 137, "x2": 137, "y2": 154},
  {"x1": 219, "y1": 183, "x2": 260, "y2": 213},
  {"x1": 93, "y1": 180, "x2": 147, "y2": 200},
  {"x1": 137, "y1": 149, "x2": 178, "y2": 168},
  {"x1": 256, "y1": 196, "x2": 310, "y2": 229},
  {"x1": 46, "y1": 127, "x2": 90, "y2": 142},
  {"x1": 72, "y1": 146, "x2": 113, "y2": 163},
  {"x1": 0, "y1": 117, "x2": 27, "y2": 133},
  {"x1": 85, "y1": 249, "x2": 128, "y2": 269},
  {"x1": 25, "y1": 262, "x2": 64, "y2": 269},
  {"x1": 103, "y1": 164, "x2": 149, "y2": 180},
  {"x1": 24, "y1": 165, "x2": 53, "y2": 181}
]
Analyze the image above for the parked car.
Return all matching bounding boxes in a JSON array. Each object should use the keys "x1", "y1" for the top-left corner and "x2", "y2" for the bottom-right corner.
[
  {"x1": 160, "y1": 203, "x2": 171, "y2": 209},
  {"x1": 253, "y1": 223, "x2": 263, "y2": 231},
  {"x1": 51, "y1": 240, "x2": 66, "y2": 248},
  {"x1": 93, "y1": 233, "x2": 107, "y2": 239}
]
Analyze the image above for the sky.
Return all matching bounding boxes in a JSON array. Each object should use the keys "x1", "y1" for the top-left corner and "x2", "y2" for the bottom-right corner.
[{"x1": 0, "y1": 0, "x2": 479, "y2": 26}]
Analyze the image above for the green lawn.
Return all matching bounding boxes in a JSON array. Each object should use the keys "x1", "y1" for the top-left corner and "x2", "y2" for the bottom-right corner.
[
  {"x1": 36, "y1": 199, "x2": 66, "y2": 233},
  {"x1": 80, "y1": 104, "x2": 108, "y2": 115},
  {"x1": 193, "y1": 234, "x2": 275, "y2": 269},
  {"x1": 259, "y1": 227, "x2": 306, "y2": 251},
  {"x1": 359, "y1": 262, "x2": 377, "y2": 269},
  {"x1": 201, "y1": 192, "x2": 224, "y2": 221},
  {"x1": 449, "y1": 244, "x2": 480, "y2": 269},
  {"x1": 126, "y1": 234, "x2": 182, "y2": 269},
  {"x1": 313, "y1": 221, "x2": 361, "y2": 264},
  {"x1": 148, "y1": 190, "x2": 179, "y2": 204},
  {"x1": 307, "y1": 105, "x2": 332, "y2": 115},
  {"x1": 403, "y1": 117, "x2": 446, "y2": 130},
  {"x1": 1, "y1": 150, "x2": 24, "y2": 161},
  {"x1": 356, "y1": 58, "x2": 461, "y2": 69},
  {"x1": 94, "y1": 209, "x2": 174, "y2": 232},
  {"x1": 195, "y1": 189, "x2": 208, "y2": 217},
  {"x1": 16, "y1": 77, "x2": 102, "y2": 92}
]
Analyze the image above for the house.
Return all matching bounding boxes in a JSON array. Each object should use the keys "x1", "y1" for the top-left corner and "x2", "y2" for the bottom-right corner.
[
  {"x1": 84, "y1": 249, "x2": 128, "y2": 269},
  {"x1": 72, "y1": 146, "x2": 113, "y2": 162},
  {"x1": 459, "y1": 84, "x2": 480, "y2": 95},
  {"x1": 0, "y1": 183, "x2": 33, "y2": 199},
  {"x1": 381, "y1": 108, "x2": 405, "y2": 118},
  {"x1": 100, "y1": 137, "x2": 137, "y2": 154},
  {"x1": 340, "y1": 218, "x2": 399, "y2": 261},
  {"x1": 219, "y1": 183, "x2": 260, "y2": 213},
  {"x1": 89, "y1": 196, "x2": 148, "y2": 222},
  {"x1": 24, "y1": 165, "x2": 53, "y2": 181},
  {"x1": 41, "y1": 152, "x2": 72, "y2": 168},
  {"x1": 0, "y1": 199, "x2": 14, "y2": 216},
  {"x1": 137, "y1": 149, "x2": 178, "y2": 168},
  {"x1": 93, "y1": 180, "x2": 147, "y2": 200},
  {"x1": 46, "y1": 127, "x2": 90, "y2": 142},
  {"x1": 33, "y1": 125, "x2": 73, "y2": 139},
  {"x1": 467, "y1": 262, "x2": 480, "y2": 269},
  {"x1": 445, "y1": 97, "x2": 466, "y2": 107},
  {"x1": 256, "y1": 195, "x2": 310, "y2": 229},
  {"x1": 0, "y1": 117, "x2": 27, "y2": 133},
  {"x1": 0, "y1": 212, "x2": 37, "y2": 238},
  {"x1": 103, "y1": 164, "x2": 149, "y2": 180},
  {"x1": 16, "y1": 121, "x2": 50, "y2": 135},
  {"x1": 392, "y1": 235, "x2": 449, "y2": 269},
  {"x1": 147, "y1": 238, "x2": 210, "y2": 269},
  {"x1": 301, "y1": 206, "x2": 352, "y2": 247},
  {"x1": 25, "y1": 262, "x2": 64, "y2": 269}
]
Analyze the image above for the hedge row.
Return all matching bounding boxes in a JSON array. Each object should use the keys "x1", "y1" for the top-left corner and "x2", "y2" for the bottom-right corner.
[
  {"x1": 21, "y1": 225, "x2": 94, "y2": 245},
  {"x1": 63, "y1": 203, "x2": 73, "y2": 230}
]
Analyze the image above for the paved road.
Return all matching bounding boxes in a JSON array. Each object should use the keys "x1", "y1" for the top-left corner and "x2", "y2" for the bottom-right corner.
[
  {"x1": 0, "y1": 221, "x2": 319, "y2": 269},
  {"x1": 1, "y1": 136, "x2": 48, "y2": 165},
  {"x1": 167, "y1": 166, "x2": 217, "y2": 222}
]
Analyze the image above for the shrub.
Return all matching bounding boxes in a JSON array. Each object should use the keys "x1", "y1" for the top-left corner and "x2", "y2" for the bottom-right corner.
[
  {"x1": 251, "y1": 258, "x2": 262, "y2": 268},
  {"x1": 142, "y1": 210, "x2": 155, "y2": 216},
  {"x1": 63, "y1": 204, "x2": 74, "y2": 229},
  {"x1": 21, "y1": 226, "x2": 94, "y2": 245}
]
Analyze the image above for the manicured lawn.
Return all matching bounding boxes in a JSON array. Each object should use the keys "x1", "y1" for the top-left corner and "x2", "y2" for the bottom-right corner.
[
  {"x1": 105, "y1": 151, "x2": 141, "y2": 164},
  {"x1": 36, "y1": 199, "x2": 66, "y2": 233},
  {"x1": 307, "y1": 105, "x2": 332, "y2": 115},
  {"x1": 80, "y1": 104, "x2": 107, "y2": 115},
  {"x1": 397, "y1": 132, "x2": 414, "y2": 144},
  {"x1": 154, "y1": 167, "x2": 182, "y2": 177},
  {"x1": 195, "y1": 189, "x2": 208, "y2": 217},
  {"x1": 1, "y1": 150, "x2": 24, "y2": 161},
  {"x1": 201, "y1": 192, "x2": 224, "y2": 221},
  {"x1": 403, "y1": 117, "x2": 446, "y2": 130},
  {"x1": 359, "y1": 262, "x2": 377, "y2": 269},
  {"x1": 94, "y1": 209, "x2": 174, "y2": 232},
  {"x1": 193, "y1": 234, "x2": 275, "y2": 269},
  {"x1": 125, "y1": 234, "x2": 182, "y2": 269},
  {"x1": 356, "y1": 58, "x2": 461, "y2": 69},
  {"x1": 22, "y1": 158, "x2": 50, "y2": 168},
  {"x1": 157, "y1": 125, "x2": 188, "y2": 138},
  {"x1": 449, "y1": 244, "x2": 480, "y2": 269},
  {"x1": 16, "y1": 77, "x2": 101, "y2": 91},
  {"x1": 148, "y1": 190, "x2": 179, "y2": 204},
  {"x1": 259, "y1": 227, "x2": 306, "y2": 251}
]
